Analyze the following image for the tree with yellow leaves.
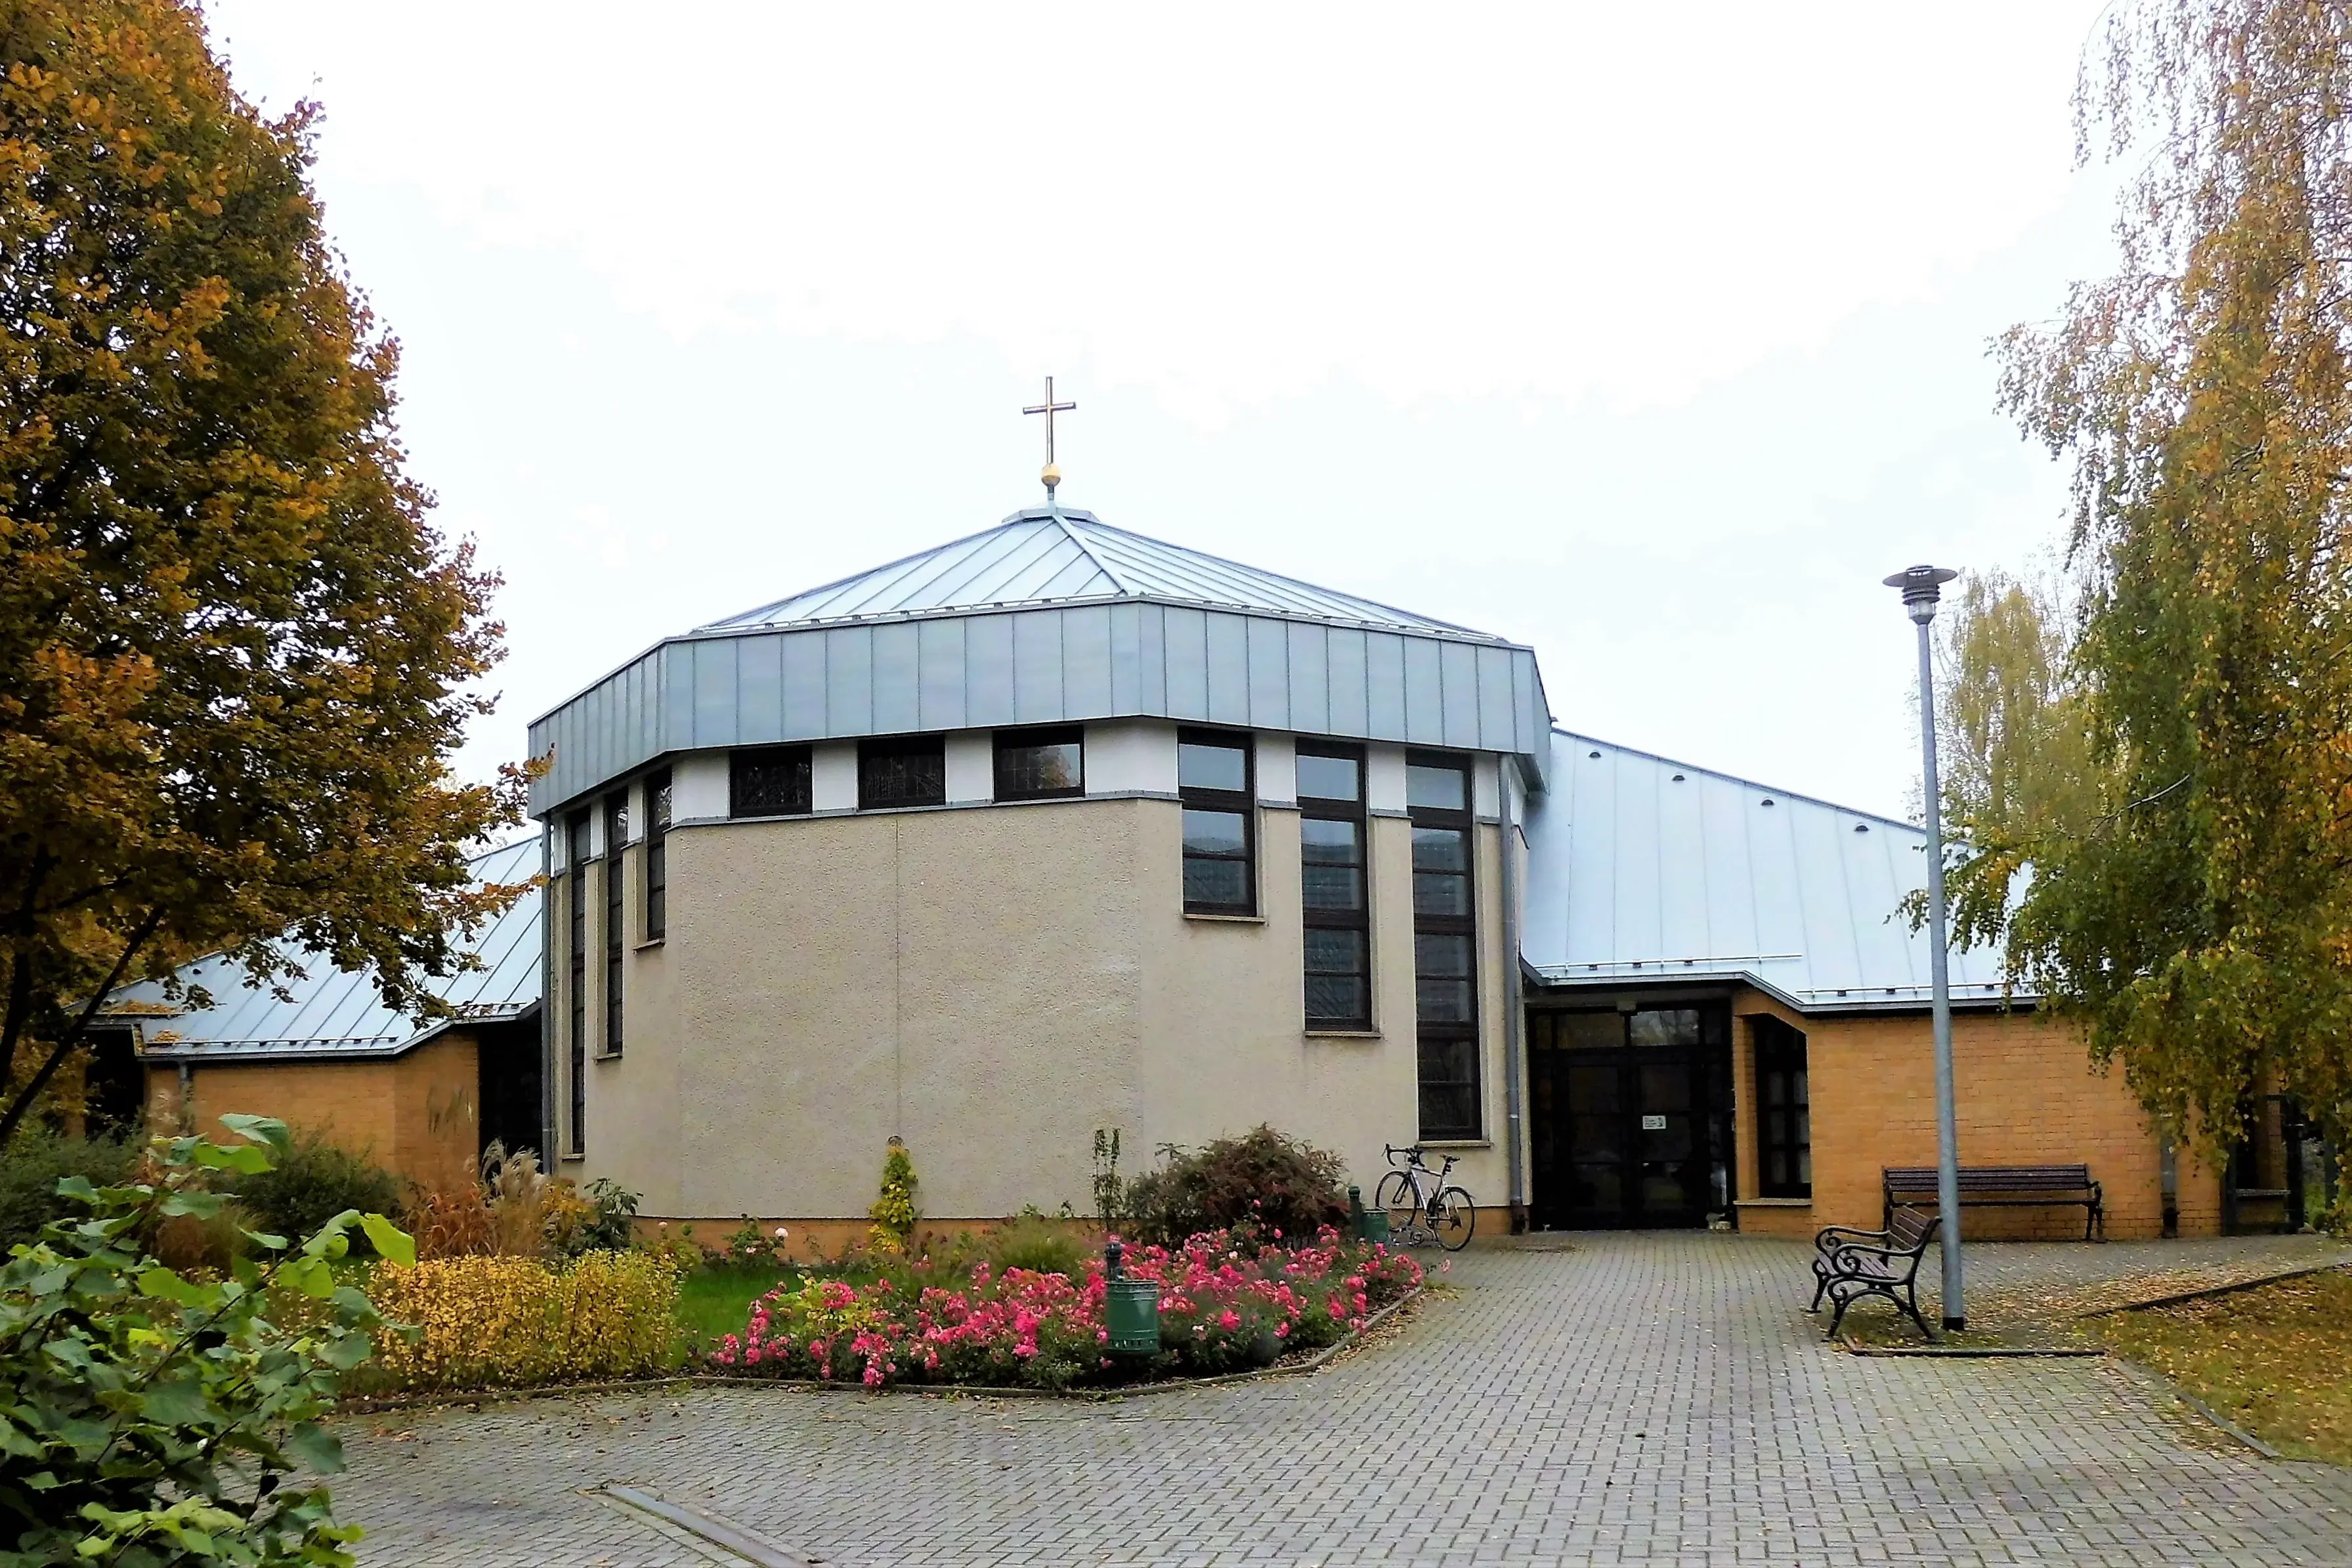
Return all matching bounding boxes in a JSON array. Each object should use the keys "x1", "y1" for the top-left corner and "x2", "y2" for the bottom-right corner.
[
  {"x1": 0, "y1": 0, "x2": 527, "y2": 1145},
  {"x1": 1975, "y1": 0, "x2": 2352, "y2": 1177}
]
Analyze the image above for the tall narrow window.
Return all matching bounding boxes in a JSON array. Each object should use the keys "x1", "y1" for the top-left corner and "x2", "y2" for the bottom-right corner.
[
  {"x1": 994, "y1": 727, "x2": 1084, "y2": 801},
  {"x1": 1755, "y1": 1018, "x2": 1811, "y2": 1198},
  {"x1": 645, "y1": 769, "x2": 671, "y2": 941},
  {"x1": 1298, "y1": 742, "x2": 1369, "y2": 1029},
  {"x1": 1178, "y1": 730, "x2": 1254, "y2": 915},
  {"x1": 566, "y1": 811, "x2": 589, "y2": 1155},
  {"x1": 602, "y1": 792, "x2": 627, "y2": 1057},
  {"x1": 859, "y1": 735, "x2": 945, "y2": 809},
  {"x1": 1409, "y1": 752, "x2": 1479, "y2": 1139},
  {"x1": 731, "y1": 746, "x2": 811, "y2": 816}
]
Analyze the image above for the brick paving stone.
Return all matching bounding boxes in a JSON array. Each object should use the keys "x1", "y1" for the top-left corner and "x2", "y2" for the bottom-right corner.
[{"x1": 329, "y1": 1233, "x2": 2352, "y2": 1566}]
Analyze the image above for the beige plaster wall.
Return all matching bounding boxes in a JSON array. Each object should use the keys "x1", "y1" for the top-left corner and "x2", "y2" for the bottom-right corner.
[{"x1": 578, "y1": 770, "x2": 1520, "y2": 1224}]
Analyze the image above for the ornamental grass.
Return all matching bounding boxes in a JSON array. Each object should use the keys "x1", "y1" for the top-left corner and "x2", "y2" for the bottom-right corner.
[
  {"x1": 364, "y1": 1251, "x2": 685, "y2": 1391},
  {"x1": 710, "y1": 1225, "x2": 1421, "y2": 1391}
]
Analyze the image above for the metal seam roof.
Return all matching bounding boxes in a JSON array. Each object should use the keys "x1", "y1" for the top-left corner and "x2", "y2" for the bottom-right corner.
[
  {"x1": 111, "y1": 838, "x2": 544, "y2": 1059},
  {"x1": 698, "y1": 510, "x2": 1506, "y2": 642},
  {"x1": 1520, "y1": 729, "x2": 2022, "y2": 1011}
]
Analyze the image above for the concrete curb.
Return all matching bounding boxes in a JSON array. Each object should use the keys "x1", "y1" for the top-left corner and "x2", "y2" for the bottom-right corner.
[
  {"x1": 1840, "y1": 1335, "x2": 2105, "y2": 1358},
  {"x1": 338, "y1": 1287, "x2": 1422, "y2": 1414},
  {"x1": 2076, "y1": 1259, "x2": 2351, "y2": 1318}
]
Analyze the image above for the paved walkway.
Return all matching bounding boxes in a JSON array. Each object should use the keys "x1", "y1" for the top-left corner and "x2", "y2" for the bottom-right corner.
[{"x1": 332, "y1": 1233, "x2": 2352, "y2": 1567}]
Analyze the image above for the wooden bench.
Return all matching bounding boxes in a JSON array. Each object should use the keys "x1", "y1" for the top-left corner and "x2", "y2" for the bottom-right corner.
[
  {"x1": 1809, "y1": 1208, "x2": 1936, "y2": 1340},
  {"x1": 1884, "y1": 1164, "x2": 2104, "y2": 1241}
]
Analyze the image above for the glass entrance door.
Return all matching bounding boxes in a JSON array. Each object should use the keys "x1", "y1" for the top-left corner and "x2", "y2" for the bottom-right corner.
[{"x1": 1528, "y1": 1006, "x2": 1729, "y2": 1229}]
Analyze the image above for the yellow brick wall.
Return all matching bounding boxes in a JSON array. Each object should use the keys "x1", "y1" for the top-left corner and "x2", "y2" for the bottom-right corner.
[
  {"x1": 144, "y1": 1032, "x2": 481, "y2": 1193},
  {"x1": 1728, "y1": 996, "x2": 2219, "y2": 1241}
]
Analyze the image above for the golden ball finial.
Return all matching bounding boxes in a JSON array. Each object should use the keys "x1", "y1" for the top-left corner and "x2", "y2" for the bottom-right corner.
[{"x1": 1041, "y1": 461, "x2": 1063, "y2": 490}]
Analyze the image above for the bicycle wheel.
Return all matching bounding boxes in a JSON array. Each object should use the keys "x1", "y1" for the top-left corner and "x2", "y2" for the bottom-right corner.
[
  {"x1": 1433, "y1": 1187, "x2": 1478, "y2": 1252},
  {"x1": 1373, "y1": 1170, "x2": 1418, "y2": 1231}
]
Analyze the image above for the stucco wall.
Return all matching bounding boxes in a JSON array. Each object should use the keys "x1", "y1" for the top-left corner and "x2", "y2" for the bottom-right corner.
[
  {"x1": 1726, "y1": 993, "x2": 2218, "y2": 1240},
  {"x1": 144, "y1": 1031, "x2": 481, "y2": 1193},
  {"x1": 577, "y1": 776, "x2": 1518, "y2": 1225}
]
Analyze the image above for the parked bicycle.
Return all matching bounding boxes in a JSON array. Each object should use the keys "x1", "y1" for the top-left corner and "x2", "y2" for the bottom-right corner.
[{"x1": 1375, "y1": 1144, "x2": 1477, "y2": 1251}]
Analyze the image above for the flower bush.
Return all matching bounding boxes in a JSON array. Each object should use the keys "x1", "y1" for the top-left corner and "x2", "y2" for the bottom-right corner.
[
  {"x1": 710, "y1": 1225, "x2": 1421, "y2": 1391},
  {"x1": 363, "y1": 1250, "x2": 684, "y2": 1391}
]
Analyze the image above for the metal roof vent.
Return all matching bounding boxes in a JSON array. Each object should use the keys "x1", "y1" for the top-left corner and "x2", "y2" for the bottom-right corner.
[
  {"x1": 1761, "y1": 797, "x2": 1776, "y2": 807},
  {"x1": 1854, "y1": 822, "x2": 1870, "y2": 832},
  {"x1": 1588, "y1": 750, "x2": 1602, "y2": 759},
  {"x1": 1671, "y1": 773, "x2": 1686, "y2": 782}
]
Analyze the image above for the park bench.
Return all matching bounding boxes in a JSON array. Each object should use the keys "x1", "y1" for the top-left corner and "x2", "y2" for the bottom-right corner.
[
  {"x1": 1808, "y1": 1208, "x2": 1936, "y2": 1340},
  {"x1": 1883, "y1": 1164, "x2": 2105, "y2": 1240}
]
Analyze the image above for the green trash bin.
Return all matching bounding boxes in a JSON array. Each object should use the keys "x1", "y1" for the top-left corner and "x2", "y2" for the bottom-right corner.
[
  {"x1": 1349, "y1": 1185, "x2": 1392, "y2": 1244},
  {"x1": 1103, "y1": 1240, "x2": 1160, "y2": 1355}
]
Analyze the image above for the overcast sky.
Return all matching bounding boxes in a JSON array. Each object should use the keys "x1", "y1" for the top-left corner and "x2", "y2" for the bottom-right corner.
[{"x1": 206, "y1": 2, "x2": 2118, "y2": 820}]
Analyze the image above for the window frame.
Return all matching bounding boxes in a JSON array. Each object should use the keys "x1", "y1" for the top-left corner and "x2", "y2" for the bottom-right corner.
[
  {"x1": 602, "y1": 792, "x2": 627, "y2": 1058},
  {"x1": 1753, "y1": 1017, "x2": 1812, "y2": 1199},
  {"x1": 993, "y1": 726, "x2": 1086, "y2": 802},
  {"x1": 645, "y1": 768, "x2": 671, "y2": 942},
  {"x1": 857, "y1": 734, "x2": 947, "y2": 811},
  {"x1": 1177, "y1": 727, "x2": 1256, "y2": 917},
  {"x1": 1296, "y1": 740, "x2": 1371, "y2": 1030},
  {"x1": 731, "y1": 745, "x2": 813, "y2": 818},
  {"x1": 565, "y1": 811, "x2": 589, "y2": 1155},
  {"x1": 1407, "y1": 750, "x2": 1480, "y2": 1141}
]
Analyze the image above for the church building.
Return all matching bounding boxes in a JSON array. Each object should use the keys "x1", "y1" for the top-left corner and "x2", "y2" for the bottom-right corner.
[{"x1": 119, "y1": 480, "x2": 2259, "y2": 1242}]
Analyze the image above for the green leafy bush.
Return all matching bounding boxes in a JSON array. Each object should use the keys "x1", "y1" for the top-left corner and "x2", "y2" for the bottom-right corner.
[
  {"x1": 0, "y1": 1126, "x2": 137, "y2": 1252},
  {"x1": 0, "y1": 1114, "x2": 408, "y2": 1566},
  {"x1": 987, "y1": 1212, "x2": 1087, "y2": 1276},
  {"x1": 869, "y1": 1138, "x2": 919, "y2": 1251},
  {"x1": 223, "y1": 1129, "x2": 403, "y2": 1249},
  {"x1": 1121, "y1": 1125, "x2": 1350, "y2": 1248}
]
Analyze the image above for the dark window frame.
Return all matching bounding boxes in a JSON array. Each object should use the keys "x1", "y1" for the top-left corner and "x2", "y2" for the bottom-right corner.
[
  {"x1": 858, "y1": 734, "x2": 947, "y2": 811},
  {"x1": 1178, "y1": 727, "x2": 1256, "y2": 916},
  {"x1": 1754, "y1": 1017, "x2": 1812, "y2": 1199},
  {"x1": 603, "y1": 792, "x2": 627, "y2": 1058},
  {"x1": 565, "y1": 811, "x2": 589, "y2": 1155},
  {"x1": 993, "y1": 726, "x2": 1086, "y2": 801},
  {"x1": 1297, "y1": 740, "x2": 1370, "y2": 1030},
  {"x1": 731, "y1": 745, "x2": 813, "y2": 818},
  {"x1": 1408, "y1": 750, "x2": 1480, "y2": 1140},
  {"x1": 645, "y1": 769, "x2": 672, "y2": 942}
]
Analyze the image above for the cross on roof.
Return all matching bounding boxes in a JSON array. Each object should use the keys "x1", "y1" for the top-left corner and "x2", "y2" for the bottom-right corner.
[{"x1": 1022, "y1": 376, "x2": 1075, "y2": 494}]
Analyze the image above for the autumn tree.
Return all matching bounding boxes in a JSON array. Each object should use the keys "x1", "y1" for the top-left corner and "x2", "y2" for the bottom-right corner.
[
  {"x1": 1984, "y1": 0, "x2": 2352, "y2": 1169},
  {"x1": 0, "y1": 0, "x2": 526, "y2": 1145}
]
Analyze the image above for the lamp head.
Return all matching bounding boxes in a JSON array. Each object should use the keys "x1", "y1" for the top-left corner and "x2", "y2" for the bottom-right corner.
[{"x1": 1884, "y1": 564, "x2": 1959, "y2": 625}]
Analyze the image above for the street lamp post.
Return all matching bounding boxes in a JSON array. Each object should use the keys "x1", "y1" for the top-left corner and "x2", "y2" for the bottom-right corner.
[{"x1": 1885, "y1": 563, "x2": 1967, "y2": 1332}]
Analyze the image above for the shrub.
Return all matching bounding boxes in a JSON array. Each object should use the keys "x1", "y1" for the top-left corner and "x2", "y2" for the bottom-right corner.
[
  {"x1": 0, "y1": 1126, "x2": 137, "y2": 1252},
  {"x1": 0, "y1": 1114, "x2": 407, "y2": 1565},
  {"x1": 482, "y1": 1140, "x2": 550, "y2": 1256},
  {"x1": 364, "y1": 1250, "x2": 685, "y2": 1391},
  {"x1": 406, "y1": 1179, "x2": 499, "y2": 1260},
  {"x1": 224, "y1": 1128, "x2": 403, "y2": 1248},
  {"x1": 1121, "y1": 1126, "x2": 1350, "y2": 1248},
  {"x1": 989, "y1": 1212, "x2": 1088, "y2": 1277},
  {"x1": 870, "y1": 1137, "x2": 919, "y2": 1251}
]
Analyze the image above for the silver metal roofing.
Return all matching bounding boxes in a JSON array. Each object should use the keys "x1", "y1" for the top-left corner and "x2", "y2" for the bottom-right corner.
[
  {"x1": 111, "y1": 838, "x2": 543, "y2": 1061},
  {"x1": 1520, "y1": 731, "x2": 2019, "y2": 1014},
  {"x1": 704, "y1": 509, "x2": 1495, "y2": 639},
  {"x1": 528, "y1": 507, "x2": 1552, "y2": 815}
]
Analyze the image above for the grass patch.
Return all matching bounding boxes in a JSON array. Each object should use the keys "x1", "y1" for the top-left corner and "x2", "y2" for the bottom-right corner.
[
  {"x1": 2097, "y1": 1268, "x2": 2352, "y2": 1464},
  {"x1": 674, "y1": 1263, "x2": 801, "y2": 1355}
]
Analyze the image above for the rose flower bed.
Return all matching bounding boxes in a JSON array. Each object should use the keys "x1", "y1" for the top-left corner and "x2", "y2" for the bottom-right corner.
[{"x1": 710, "y1": 1226, "x2": 1422, "y2": 1391}]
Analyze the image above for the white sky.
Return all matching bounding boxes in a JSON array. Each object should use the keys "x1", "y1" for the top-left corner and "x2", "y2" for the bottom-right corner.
[{"x1": 206, "y1": 1, "x2": 2118, "y2": 820}]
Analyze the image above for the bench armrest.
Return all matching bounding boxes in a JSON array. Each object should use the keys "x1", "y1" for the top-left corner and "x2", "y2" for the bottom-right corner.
[{"x1": 1814, "y1": 1223, "x2": 1892, "y2": 1252}]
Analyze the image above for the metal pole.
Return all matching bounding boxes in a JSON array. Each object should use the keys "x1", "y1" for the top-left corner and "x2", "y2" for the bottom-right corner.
[{"x1": 1913, "y1": 608, "x2": 1967, "y2": 1330}]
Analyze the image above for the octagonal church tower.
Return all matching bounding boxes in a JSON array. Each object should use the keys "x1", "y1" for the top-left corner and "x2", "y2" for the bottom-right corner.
[{"x1": 526, "y1": 505, "x2": 1553, "y2": 1233}]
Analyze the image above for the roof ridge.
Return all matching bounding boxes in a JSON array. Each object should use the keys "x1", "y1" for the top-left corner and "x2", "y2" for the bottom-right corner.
[
  {"x1": 1552, "y1": 728, "x2": 1923, "y2": 834},
  {"x1": 1051, "y1": 509, "x2": 1136, "y2": 597},
  {"x1": 699, "y1": 515, "x2": 1042, "y2": 630}
]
